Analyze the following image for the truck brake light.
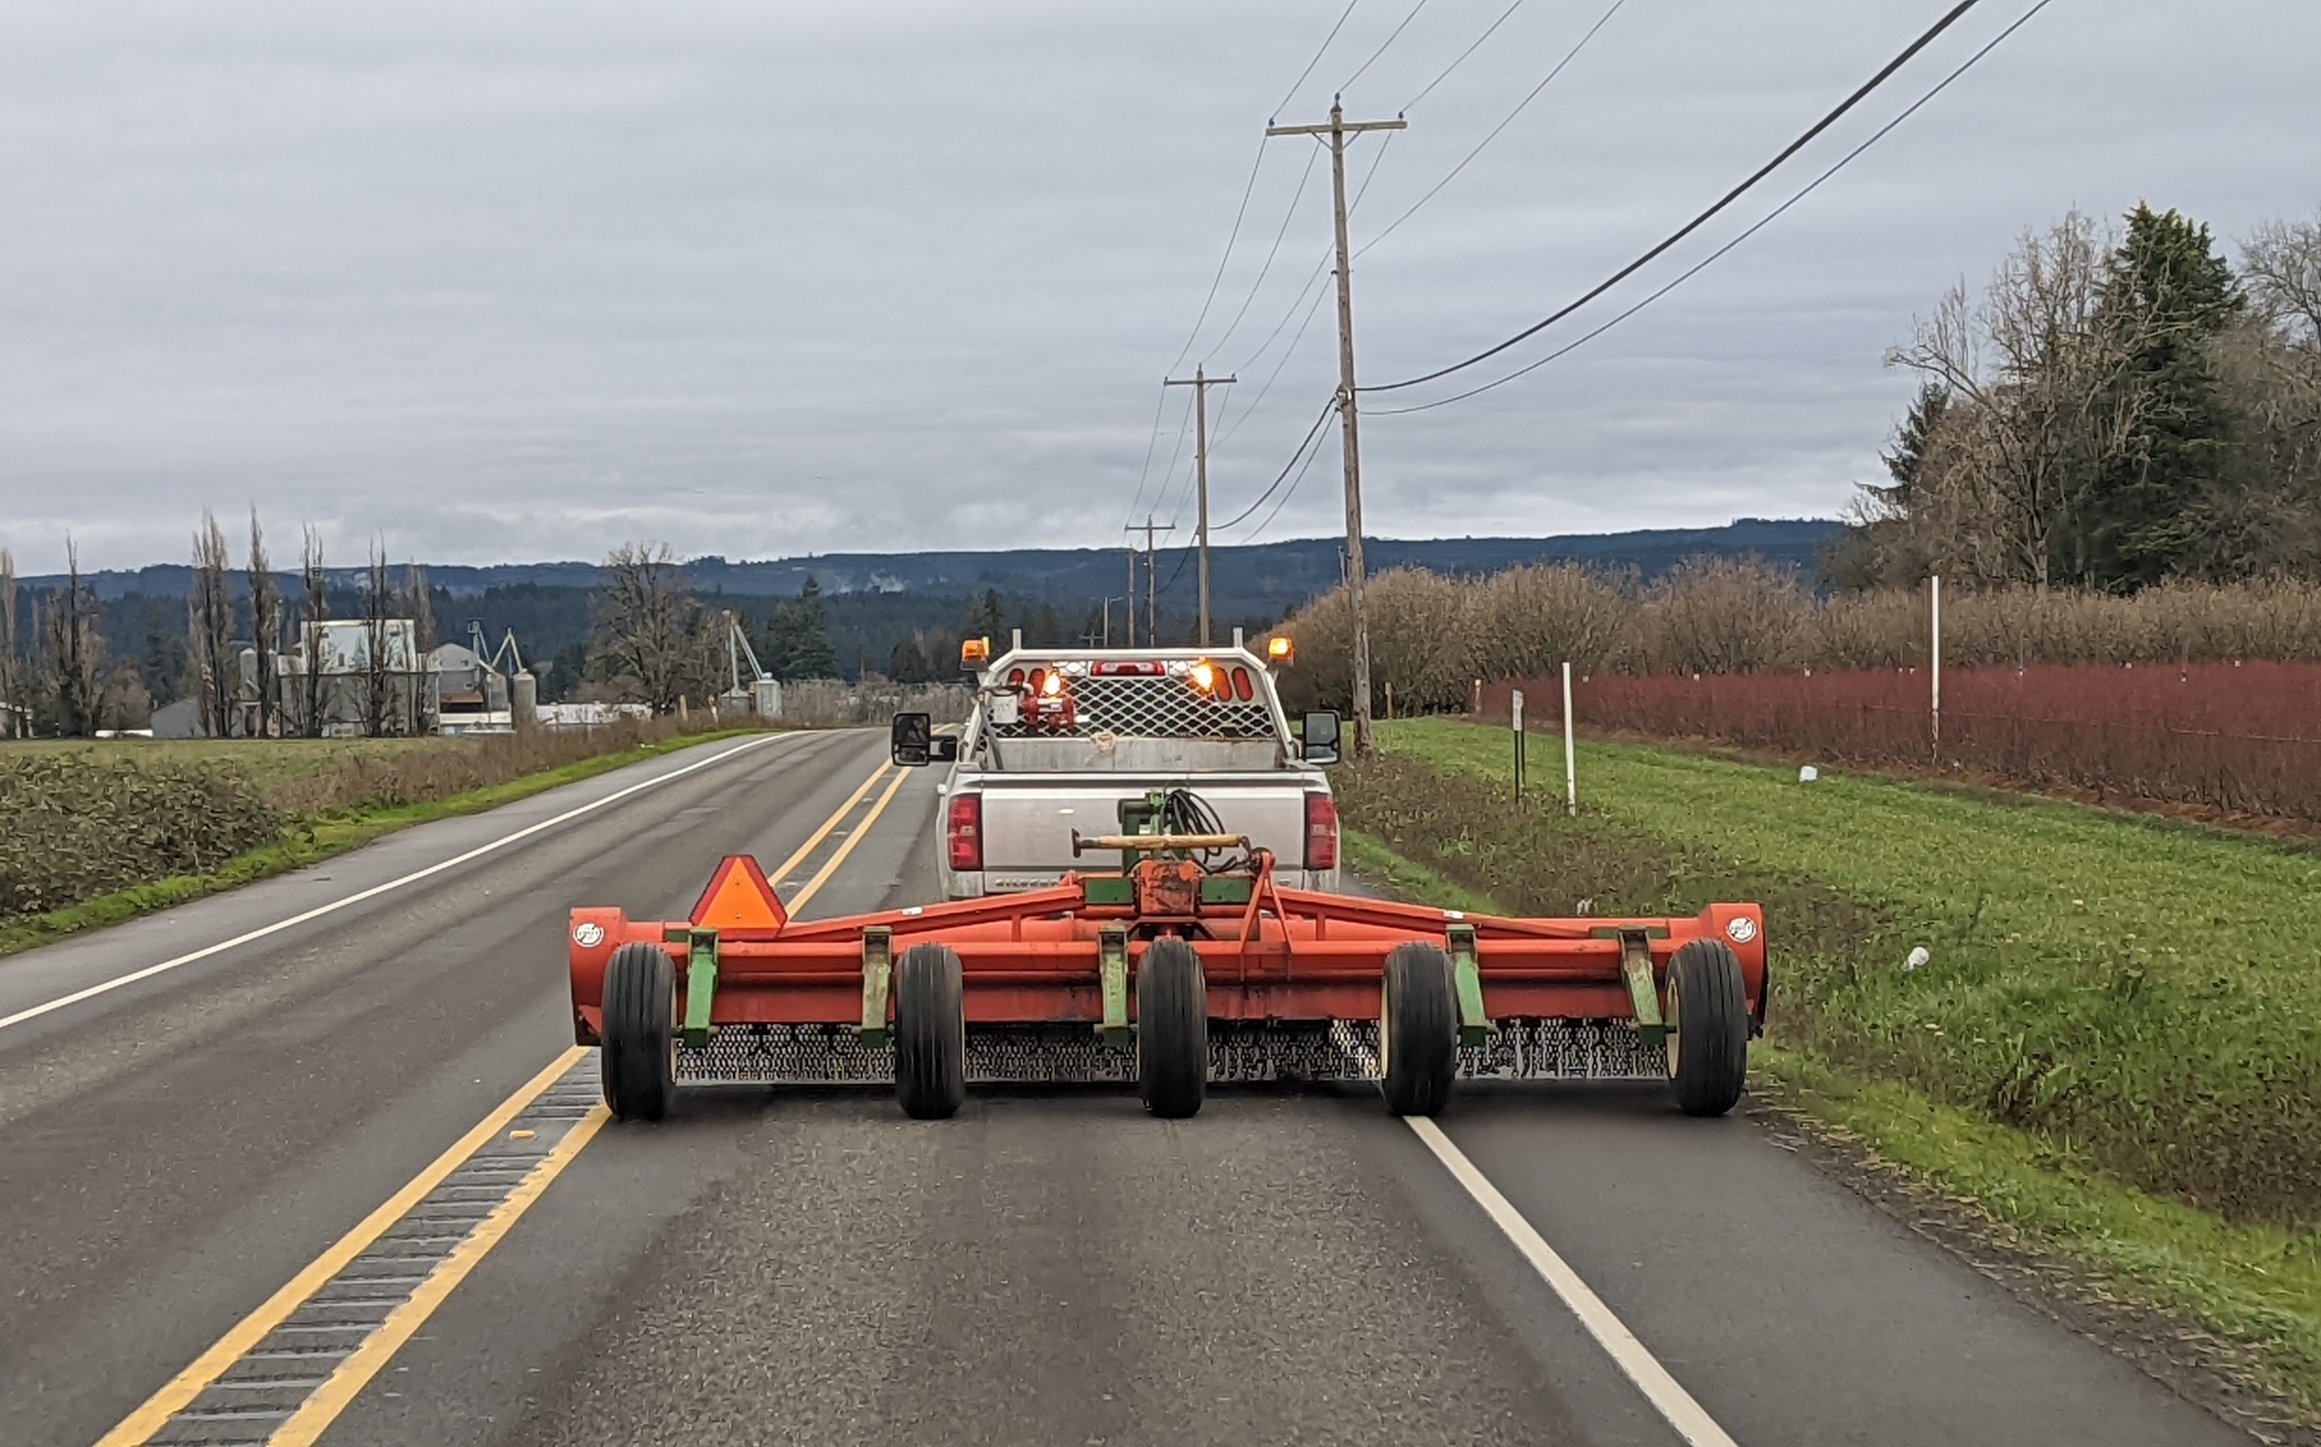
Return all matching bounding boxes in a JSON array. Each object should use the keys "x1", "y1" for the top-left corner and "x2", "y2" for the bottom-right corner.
[
  {"x1": 1303, "y1": 792, "x2": 1338, "y2": 872},
  {"x1": 947, "y1": 793, "x2": 983, "y2": 872}
]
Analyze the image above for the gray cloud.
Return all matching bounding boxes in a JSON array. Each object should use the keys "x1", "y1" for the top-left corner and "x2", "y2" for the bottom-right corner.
[{"x1": 3, "y1": 0, "x2": 2317, "y2": 573}]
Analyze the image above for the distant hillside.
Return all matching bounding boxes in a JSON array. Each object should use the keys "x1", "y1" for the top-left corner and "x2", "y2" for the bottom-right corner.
[
  {"x1": 37, "y1": 519, "x2": 1840, "y2": 611},
  {"x1": 16, "y1": 520, "x2": 1839, "y2": 704}
]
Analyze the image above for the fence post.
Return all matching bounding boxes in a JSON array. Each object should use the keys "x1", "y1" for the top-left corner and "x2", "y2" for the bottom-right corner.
[
  {"x1": 1930, "y1": 574, "x2": 1943, "y2": 764},
  {"x1": 1511, "y1": 688, "x2": 1526, "y2": 799},
  {"x1": 1562, "y1": 661, "x2": 1578, "y2": 817}
]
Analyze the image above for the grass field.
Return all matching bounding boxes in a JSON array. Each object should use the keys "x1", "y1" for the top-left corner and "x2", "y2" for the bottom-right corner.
[
  {"x1": 1346, "y1": 718, "x2": 2321, "y2": 1416},
  {"x1": 6, "y1": 738, "x2": 438, "y2": 794},
  {"x1": 0, "y1": 726, "x2": 767, "y2": 956}
]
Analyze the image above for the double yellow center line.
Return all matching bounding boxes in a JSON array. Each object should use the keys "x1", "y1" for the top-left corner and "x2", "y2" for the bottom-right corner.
[{"x1": 96, "y1": 751, "x2": 910, "y2": 1447}]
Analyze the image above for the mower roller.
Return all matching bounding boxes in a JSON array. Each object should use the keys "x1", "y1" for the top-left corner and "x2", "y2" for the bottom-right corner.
[{"x1": 568, "y1": 818, "x2": 1769, "y2": 1123}]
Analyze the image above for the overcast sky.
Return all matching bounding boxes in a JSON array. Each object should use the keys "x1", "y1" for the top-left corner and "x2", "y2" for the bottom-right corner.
[{"x1": 2, "y1": 0, "x2": 2316, "y2": 575}]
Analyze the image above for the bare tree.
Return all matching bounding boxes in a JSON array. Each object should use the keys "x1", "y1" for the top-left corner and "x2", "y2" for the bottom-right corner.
[
  {"x1": 188, "y1": 510, "x2": 236, "y2": 737},
  {"x1": 2243, "y1": 212, "x2": 2321, "y2": 351},
  {"x1": 1888, "y1": 214, "x2": 2157, "y2": 593},
  {"x1": 298, "y1": 526, "x2": 330, "y2": 737},
  {"x1": 590, "y1": 543, "x2": 711, "y2": 713},
  {"x1": 361, "y1": 542, "x2": 394, "y2": 737},
  {"x1": 247, "y1": 510, "x2": 283, "y2": 738},
  {"x1": 41, "y1": 540, "x2": 109, "y2": 737},
  {"x1": 402, "y1": 562, "x2": 435, "y2": 734},
  {"x1": 0, "y1": 548, "x2": 19, "y2": 739}
]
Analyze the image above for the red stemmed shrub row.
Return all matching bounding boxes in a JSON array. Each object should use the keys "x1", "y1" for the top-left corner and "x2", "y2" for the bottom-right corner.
[{"x1": 1482, "y1": 662, "x2": 2321, "y2": 820}]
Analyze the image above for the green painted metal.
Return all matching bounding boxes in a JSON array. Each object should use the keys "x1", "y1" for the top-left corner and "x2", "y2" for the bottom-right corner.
[
  {"x1": 1618, "y1": 928, "x2": 1665, "y2": 1047},
  {"x1": 680, "y1": 926, "x2": 719, "y2": 1047},
  {"x1": 1199, "y1": 876, "x2": 1254, "y2": 905},
  {"x1": 857, "y1": 926, "x2": 893, "y2": 1046},
  {"x1": 1097, "y1": 925, "x2": 1132, "y2": 1046},
  {"x1": 1446, "y1": 923, "x2": 1493, "y2": 1046},
  {"x1": 1588, "y1": 923, "x2": 1670, "y2": 941},
  {"x1": 1084, "y1": 877, "x2": 1136, "y2": 907}
]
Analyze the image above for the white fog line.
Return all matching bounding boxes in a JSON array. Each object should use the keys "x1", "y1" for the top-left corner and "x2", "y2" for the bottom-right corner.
[
  {"x1": 0, "y1": 732, "x2": 803, "y2": 1035},
  {"x1": 1405, "y1": 1117, "x2": 1742, "y2": 1447}
]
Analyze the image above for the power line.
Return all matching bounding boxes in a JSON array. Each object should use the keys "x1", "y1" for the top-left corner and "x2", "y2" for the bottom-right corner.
[
  {"x1": 1214, "y1": 132, "x2": 1399, "y2": 450},
  {"x1": 1119, "y1": 384, "x2": 1172, "y2": 531},
  {"x1": 1240, "y1": 410, "x2": 1337, "y2": 540},
  {"x1": 1362, "y1": 0, "x2": 1992, "y2": 394},
  {"x1": 1215, "y1": 398, "x2": 1337, "y2": 532},
  {"x1": 1342, "y1": 0, "x2": 1432, "y2": 94},
  {"x1": 1367, "y1": 0, "x2": 2058, "y2": 416},
  {"x1": 1401, "y1": 0, "x2": 1526, "y2": 112},
  {"x1": 1148, "y1": 386, "x2": 1200, "y2": 531},
  {"x1": 1274, "y1": 0, "x2": 1364, "y2": 120},
  {"x1": 1203, "y1": 141, "x2": 1323, "y2": 367},
  {"x1": 1165, "y1": 143, "x2": 1269, "y2": 376},
  {"x1": 1355, "y1": 0, "x2": 1626, "y2": 260}
]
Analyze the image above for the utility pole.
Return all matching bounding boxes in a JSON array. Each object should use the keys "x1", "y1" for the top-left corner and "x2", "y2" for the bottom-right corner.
[
  {"x1": 1269, "y1": 98, "x2": 1403, "y2": 756},
  {"x1": 1123, "y1": 547, "x2": 1140, "y2": 647},
  {"x1": 1134, "y1": 516, "x2": 1175, "y2": 645},
  {"x1": 1164, "y1": 365, "x2": 1235, "y2": 647}
]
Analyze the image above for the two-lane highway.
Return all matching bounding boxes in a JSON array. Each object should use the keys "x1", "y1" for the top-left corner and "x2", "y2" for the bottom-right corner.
[{"x1": 0, "y1": 730, "x2": 2252, "y2": 1446}]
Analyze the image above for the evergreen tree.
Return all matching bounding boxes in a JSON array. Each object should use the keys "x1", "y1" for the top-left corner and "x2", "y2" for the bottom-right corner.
[
  {"x1": 2087, "y1": 204, "x2": 2244, "y2": 588},
  {"x1": 888, "y1": 636, "x2": 929, "y2": 683},
  {"x1": 765, "y1": 575, "x2": 840, "y2": 680},
  {"x1": 1871, "y1": 384, "x2": 1951, "y2": 511},
  {"x1": 965, "y1": 588, "x2": 1004, "y2": 643}
]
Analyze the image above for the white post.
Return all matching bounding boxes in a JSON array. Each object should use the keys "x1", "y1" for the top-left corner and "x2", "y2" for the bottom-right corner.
[
  {"x1": 1510, "y1": 688, "x2": 1526, "y2": 798},
  {"x1": 1561, "y1": 661, "x2": 1578, "y2": 817},
  {"x1": 1930, "y1": 574, "x2": 1943, "y2": 763}
]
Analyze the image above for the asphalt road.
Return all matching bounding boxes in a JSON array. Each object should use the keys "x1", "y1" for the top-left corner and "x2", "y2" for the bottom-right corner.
[{"x1": 0, "y1": 728, "x2": 2251, "y2": 1446}]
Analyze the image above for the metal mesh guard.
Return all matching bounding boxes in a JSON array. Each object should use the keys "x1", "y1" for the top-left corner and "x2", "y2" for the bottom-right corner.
[
  {"x1": 990, "y1": 668, "x2": 1274, "y2": 741},
  {"x1": 675, "y1": 1020, "x2": 1668, "y2": 1086}
]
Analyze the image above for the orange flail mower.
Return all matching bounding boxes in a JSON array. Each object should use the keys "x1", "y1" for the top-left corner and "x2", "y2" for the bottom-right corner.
[{"x1": 567, "y1": 826, "x2": 1768, "y2": 1124}]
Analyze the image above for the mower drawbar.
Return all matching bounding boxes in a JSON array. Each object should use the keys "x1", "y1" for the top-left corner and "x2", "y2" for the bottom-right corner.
[{"x1": 568, "y1": 851, "x2": 1768, "y2": 1123}]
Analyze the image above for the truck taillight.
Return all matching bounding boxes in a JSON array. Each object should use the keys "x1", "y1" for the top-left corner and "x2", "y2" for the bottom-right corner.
[
  {"x1": 1303, "y1": 791, "x2": 1338, "y2": 872},
  {"x1": 947, "y1": 792, "x2": 983, "y2": 872}
]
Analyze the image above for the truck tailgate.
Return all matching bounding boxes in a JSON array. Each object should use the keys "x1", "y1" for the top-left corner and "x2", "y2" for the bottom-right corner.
[{"x1": 972, "y1": 773, "x2": 1315, "y2": 882}]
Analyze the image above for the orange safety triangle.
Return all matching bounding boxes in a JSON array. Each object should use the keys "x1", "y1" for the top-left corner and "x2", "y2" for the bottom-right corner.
[{"x1": 690, "y1": 854, "x2": 789, "y2": 930}]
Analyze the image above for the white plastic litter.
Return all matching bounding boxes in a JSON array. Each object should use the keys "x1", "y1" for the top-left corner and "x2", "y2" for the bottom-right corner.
[
  {"x1": 1905, "y1": 946, "x2": 1931, "y2": 971},
  {"x1": 1798, "y1": 765, "x2": 1820, "y2": 783}
]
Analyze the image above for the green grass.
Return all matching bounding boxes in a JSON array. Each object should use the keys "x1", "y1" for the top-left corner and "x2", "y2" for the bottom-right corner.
[
  {"x1": 1342, "y1": 718, "x2": 2321, "y2": 1418},
  {"x1": 0, "y1": 729, "x2": 767, "y2": 960}
]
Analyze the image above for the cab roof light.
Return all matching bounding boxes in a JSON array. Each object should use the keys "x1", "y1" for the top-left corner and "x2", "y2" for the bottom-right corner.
[{"x1": 1266, "y1": 636, "x2": 1294, "y2": 664}]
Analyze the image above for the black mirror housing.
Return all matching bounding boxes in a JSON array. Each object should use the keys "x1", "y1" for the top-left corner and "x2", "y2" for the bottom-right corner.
[
  {"x1": 890, "y1": 712, "x2": 934, "y2": 766},
  {"x1": 1301, "y1": 709, "x2": 1342, "y2": 766}
]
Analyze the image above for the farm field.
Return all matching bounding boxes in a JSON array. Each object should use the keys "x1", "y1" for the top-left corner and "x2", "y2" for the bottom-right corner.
[
  {"x1": 1483, "y1": 660, "x2": 2321, "y2": 822},
  {"x1": 1343, "y1": 718, "x2": 2321, "y2": 1414},
  {"x1": 0, "y1": 722, "x2": 765, "y2": 952}
]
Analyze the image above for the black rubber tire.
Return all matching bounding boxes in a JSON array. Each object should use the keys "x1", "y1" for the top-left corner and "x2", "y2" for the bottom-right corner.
[
  {"x1": 1381, "y1": 942, "x2": 1458, "y2": 1117},
  {"x1": 1136, "y1": 937, "x2": 1208, "y2": 1119},
  {"x1": 894, "y1": 943, "x2": 967, "y2": 1120},
  {"x1": 1668, "y1": 938, "x2": 1749, "y2": 1117},
  {"x1": 600, "y1": 942, "x2": 676, "y2": 1122}
]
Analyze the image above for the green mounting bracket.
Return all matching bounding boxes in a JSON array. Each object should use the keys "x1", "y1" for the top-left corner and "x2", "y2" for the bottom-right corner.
[
  {"x1": 680, "y1": 926, "x2": 719, "y2": 1048},
  {"x1": 1097, "y1": 924, "x2": 1132, "y2": 1046},
  {"x1": 1447, "y1": 923, "x2": 1494, "y2": 1047},
  {"x1": 1619, "y1": 927, "x2": 1665, "y2": 1047},
  {"x1": 858, "y1": 926, "x2": 893, "y2": 1046}
]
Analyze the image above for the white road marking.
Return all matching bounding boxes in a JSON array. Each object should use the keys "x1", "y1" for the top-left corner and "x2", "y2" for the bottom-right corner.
[
  {"x1": 1405, "y1": 1117, "x2": 1743, "y2": 1447},
  {"x1": 0, "y1": 732, "x2": 802, "y2": 1035}
]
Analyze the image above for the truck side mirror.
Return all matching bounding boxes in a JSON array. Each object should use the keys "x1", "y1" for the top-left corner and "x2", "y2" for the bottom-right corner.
[
  {"x1": 891, "y1": 712, "x2": 933, "y2": 766},
  {"x1": 1301, "y1": 710, "x2": 1342, "y2": 766},
  {"x1": 932, "y1": 734, "x2": 959, "y2": 763}
]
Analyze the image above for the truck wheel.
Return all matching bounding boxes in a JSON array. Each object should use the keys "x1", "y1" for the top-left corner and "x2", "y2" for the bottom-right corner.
[
  {"x1": 601, "y1": 943, "x2": 676, "y2": 1122},
  {"x1": 1137, "y1": 937, "x2": 1207, "y2": 1119},
  {"x1": 1667, "y1": 938, "x2": 1749, "y2": 1117},
  {"x1": 1381, "y1": 942, "x2": 1458, "y2": 1116},
  {"x1": 895, "y1": 943, "x2": 967, "y2": 1120}
]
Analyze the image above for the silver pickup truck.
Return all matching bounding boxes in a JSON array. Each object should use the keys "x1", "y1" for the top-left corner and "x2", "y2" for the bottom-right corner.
[{"x1": 889, "y1": 635, "x2": 1343, "y2": 899}]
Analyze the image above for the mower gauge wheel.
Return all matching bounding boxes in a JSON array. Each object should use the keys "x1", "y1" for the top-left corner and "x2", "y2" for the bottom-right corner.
[
  {"x1": 1135, "y1": 937, "x2": 1208, "y2": 1119},
  {"x1": 601, "y1": 943, "x2": 677, "y2": 1122},
  {"x1": 1667, "y1": 938, "x2": 1749, "y2": 1117},
  {"x1": 894, "y1": 944, "x2": 967, "y2": 1120},
  {"x1": 1380, "y1": 943, "x2": 1458, "y2": 1117}
]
